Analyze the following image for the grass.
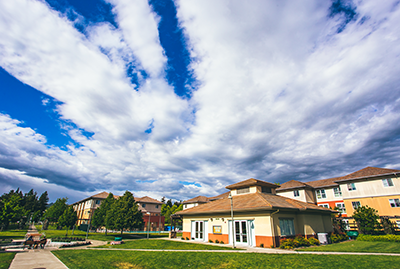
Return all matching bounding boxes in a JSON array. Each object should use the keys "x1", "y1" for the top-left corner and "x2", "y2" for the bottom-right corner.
[
  {"x1": 0, "y1": 229, "x2": 28, "y2": 240},
  {"x1": 0, "y1": 253, "x2": 16, "y2": 269},
  {"x1": 35, "y1": 225, "x2": 172, "y2": 241},
  {"x1": 53, "y1": 250, "x2": 400, "y2": 269},
  {"x1": 95, "y1": 239, "x2": 242, "y2": 250},
  {"x1": 297, "y1": 240, "x2": 400, "y2": 253}
]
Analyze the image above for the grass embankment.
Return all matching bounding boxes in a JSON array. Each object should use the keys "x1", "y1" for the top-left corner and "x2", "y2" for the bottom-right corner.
[
  {"x1": 297, "y1": 240, "x2": 400, "y2": 253},
  {"x1": 95, "y1": 239, "x2": 241, "y2": 250},
  {"x1": 0, "y1": 253, "x2": 16, "y2": 269},
  {"x1": 53, "y1": 250, "x2": 400, "y2": 269},
  {"x1": 35, "y1": 225, "x2": 173, "y2": 241}
]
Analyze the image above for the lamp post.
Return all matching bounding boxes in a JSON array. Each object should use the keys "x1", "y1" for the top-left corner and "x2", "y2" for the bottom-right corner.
[
  {"x1": 228, "y1": 193, "x2": 235, "y2": 249},
  {"x1": 85, "y1": 210, "x2": 91, "y2": 240},
  {"x1": 146, "y1": 212, "x2": 151, "y2": 239}
]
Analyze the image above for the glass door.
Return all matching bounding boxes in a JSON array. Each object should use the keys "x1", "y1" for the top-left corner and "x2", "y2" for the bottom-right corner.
[
  {"x1": 195, "y1": 221, "x2": 203, "y2": 240},
  {"x1": 234, "y1": 220, "x2": 248, "y2": 244}
]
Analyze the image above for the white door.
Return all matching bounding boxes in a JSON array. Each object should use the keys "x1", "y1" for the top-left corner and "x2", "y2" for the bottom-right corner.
[
  {"x1": 234, "y1": 220, "x2": 248, "y2": 244},
  {"x1": 194, "y1": 221, "x2": 204, "y2": 240}
]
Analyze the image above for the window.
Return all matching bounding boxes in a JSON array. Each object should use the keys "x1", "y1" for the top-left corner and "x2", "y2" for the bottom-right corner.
[
  {"x1": 293, "y1": 190, "x2": 300, "y2": 197},
  {"x1": 262, "y1": 187, "x2": 272, "y2": 193},
  {"x1": 316, "y1": 189, "x2": 326, "y2": 199},
  {"x1": 237, "y1": 187, "x2": 250, "y2": 194},
  {"x1": 279, "y1": 219, "x2": 295, "y2": 236},
  {"x1": 320, "y1": 204, "x2": 329, "y2": 208},
  {"x1": 156, "y1": 205, "x2": 159, "y2": 208},
  {"x1": 383, "y1": 178, "x2": 394, "y2": 187},
  {"x1": 95, "y1": 200, "x2": 101, "y2": 205},
  {"x1": 333, "y1": 187, "x2": 342, "y2": 197},
  {"x1": 352, "y1": 201, "x2": 361, "y2": 209},
  {"x1": 142, "y1": 204, "x2": 146, "y2": 208},
  {"x1": 347, "y1": 183, "x2": 356, "y2": 191},
  {"x1": 389, "y1": 199, "x2": 400, "y2": 208},
  {"x1": 336, "y1": 203, "x2": 346, "y2": 214},
  {"x1": 184, "y1": 204, "x2": 187, "y2": 209}
]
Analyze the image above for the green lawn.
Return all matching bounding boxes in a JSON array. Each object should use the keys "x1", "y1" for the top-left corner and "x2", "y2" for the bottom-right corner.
[
  {"x1": 0, "y1": 253, "x2": 16, "y2": 269},
  {"x1": 0, "y1": 229, "x2": 28, "y2": 240},
  {"x1": 34, "y1": 225, "x2": 171, "y2": 241},
  {"x1": 95, "y1": 239, "x2": 241, "y2": 250},
  {"x1": 53, "y1": 250, "x2": 400, "y2": 269},
  {"x1": 297, "y1": 240, "x2": 400, "y2": 253}
]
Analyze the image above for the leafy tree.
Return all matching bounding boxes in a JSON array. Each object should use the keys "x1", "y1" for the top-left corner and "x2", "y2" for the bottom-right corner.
[
  {"x1": 108, "y1": 191, "x2": 143, "y2": 235},
  {"x1": 353, "y1": 205, "x2": 381, "y2": 235},
  {"x1": 0, "y1": 192, "x2": 24, "y2": 230},
  {"x1": 92, "y1": 193, "x2": 115, "y2": 235},
  {"x1": 58, "y1": 206, "x2": 78, "y2": 236},
  {"x1": 161, "y1": 203, "x2": 183, "y2": 225},
  {"x1": 44, "y1": 197, "x2": 68, "y2": 225},
  {"x1": 33, "y1": 191, "x2": 49, "y2": 222},
  {"x1": 381, "y1": 216, "x2": 396, "y2": 235}
]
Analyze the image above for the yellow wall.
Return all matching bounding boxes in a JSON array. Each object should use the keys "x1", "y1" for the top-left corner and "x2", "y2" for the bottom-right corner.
[{"x1": 345, "y1": 195, "x2": 400, "y2": 216}]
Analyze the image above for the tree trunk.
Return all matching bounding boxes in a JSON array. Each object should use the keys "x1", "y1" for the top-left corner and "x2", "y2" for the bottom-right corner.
[
  {"x1": 65, "y1": 227, "x2": 69, "y2": 237},
  {"x1": 121, "y1": 229, "x2": 123, "y2": 235}
]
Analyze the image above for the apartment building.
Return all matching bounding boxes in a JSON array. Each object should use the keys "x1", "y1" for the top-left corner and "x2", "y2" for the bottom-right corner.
[{"x1": 72, "y1": 192, "x2": 165, "y2": 231}]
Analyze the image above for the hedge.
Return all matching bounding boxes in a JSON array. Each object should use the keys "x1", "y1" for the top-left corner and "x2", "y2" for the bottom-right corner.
[{"x1": 357, "y1": 234, "x2": 400, "y2": 242}]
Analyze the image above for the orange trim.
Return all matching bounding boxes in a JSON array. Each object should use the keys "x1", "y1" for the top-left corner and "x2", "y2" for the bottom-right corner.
[
  {"x1": 255, "y1": 236, "x2": 280, "y2": 248},
  {"x1": 208, "y1": 234, "x2": 229, "y2": 244}
]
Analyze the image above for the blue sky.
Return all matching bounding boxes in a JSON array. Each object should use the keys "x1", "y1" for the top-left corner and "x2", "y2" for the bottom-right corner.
[{"x1": 1, "y1": 0, "x2": 400, "y2": 203}]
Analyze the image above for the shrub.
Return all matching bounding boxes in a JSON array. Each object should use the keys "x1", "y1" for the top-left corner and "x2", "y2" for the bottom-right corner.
[
  {"x1": 209, "y1": 239, "x2": 213, "y2": 243},
  {"x1": 215, "y1": 239, "x2": 219, "y2": 243},
  {"x1": 353, "y1": 206, "x2": 381, "y2": 235},
  {"x1": 357, "y1": 234, "x2": 400, "y2": 242},
  {"x1": 260, "y1": 243, "x2": 264, "y2": 248},
  {"x1": 181, "y1": 237, "x2": 185, "y2": 240},
  {"x1": 294, "y1": 236, "x2": 310, "y2": 247},
  {"x1": 279, "y1": 238, "x2": 297, "y2": 249},
  {"x1": 220, "y1": 241, "x2": 224, "y2": 244},
  {"x1": 308, "y1": 237, "x2": 320, "y2": 246},
  {"x1": 186, "y1": 237, "x2": 189, "y2": 240},
  {"x1": 381, "y1": 217, "x2": 396, "y2": 235}
]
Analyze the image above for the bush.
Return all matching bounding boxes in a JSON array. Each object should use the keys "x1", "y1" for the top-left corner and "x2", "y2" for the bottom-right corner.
[
  {"x1": 279, "y1": 238, "x2": 297, "y2": 249},
  {"x1": 220, "y1": 241, "x2": 224, "y2": 244},
  {"x1": 186, "y1": 237, "x2": 189, "y2": 240},
  {"x1": 260, "y1": 243, "x2": 264, "y2": 248},
  {"x1": 209, "y1": 239, "x2": 213, "y2": 243},
  {"x1": 181, "y1": 237, "x2": 185, "y2": 240},
  {"x1": 330, "y1": 233, "x2": 348, "y2": 243},
  {"x1": 353, "y1": 206, "x2": 381, "y2": 235},
  {"x1": 294, "y1": 236, "x2": 310, "y2": 247},
  {"x1": 357, "y1": 234, "x2": 400, "y2": 242},
  {"x1": 308, "y1": 237, "x2": 320, "y2": 246},
  {"x1": 215, "y1": 239, "x2": 219, "y2": 243}
]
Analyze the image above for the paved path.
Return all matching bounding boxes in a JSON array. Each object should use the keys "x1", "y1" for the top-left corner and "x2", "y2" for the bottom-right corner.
[{"x1": 8, "y1": 224, "x2": 69, "y2": 269}]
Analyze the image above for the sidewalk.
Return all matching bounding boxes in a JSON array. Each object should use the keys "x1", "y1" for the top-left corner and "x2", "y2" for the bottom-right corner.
[{"x1": 8, "y1": 224, "x2": 69, "y2": 269}]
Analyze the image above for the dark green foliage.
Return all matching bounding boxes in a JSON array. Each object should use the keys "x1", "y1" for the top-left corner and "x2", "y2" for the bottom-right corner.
[
  {"x1": 108, "y1": 191, "x2": 143, "y2": 234},
  {"x1": 161, "y1": 202, "x2": 183, "y2": 225},
  {"x1": 0, "y1": 191, "x2": 24, "y2": 230},
  {"x1": 92, "y1": 193, "x2": 115, "y2": 235},
  {"x1": 380, "y1": 217, "x2": 396, "y2": 235},
  {"x1": 44, "y1": 197, "x2": 68, "y2": 224},
  {"x1": 294, "y1": 235, "x2": 310, "y2": 247},
  {"x1": 58, "y1": 206, "x2": 78, "y2": 236},
  {"x1": 353, "y1": 206, "x2": 381, "y2": 235},
  {"x1": 330, "y1": 233, "x2": 348, "y2": 243}
]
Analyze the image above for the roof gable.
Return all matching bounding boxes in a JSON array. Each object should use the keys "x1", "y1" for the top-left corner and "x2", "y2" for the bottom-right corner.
[
  {"x1": 276, "y1": 180, "x2": 312, "y2": 191},
  {"x1": 226, "y1": 178, "x2": 279, "y2": 190}
]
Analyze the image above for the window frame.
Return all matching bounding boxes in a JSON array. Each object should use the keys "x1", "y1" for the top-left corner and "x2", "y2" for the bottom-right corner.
[
  {"x1": 336, "y1": 203, "x2": 346, "y2": 214},
  {"x1": 333, "y1": 187, "x2": 342, "y2": 198},
  {"x1": 347, "y1": 183, "x2": 356, "y2": 191},
  {"x1": 237, "y1": 187, "x2": 250, "y2": 194},
  {"x1": 279, "y1": 218, "x2": 295, "y2": 236},
  {"x1": 293, "y1": 190, "x2": 300, "y2": 197},
  {"x1": 383, "y1": 178, "x2": 394, "y2": 187},
  {"x1": 352, "y1": 201, "x2": 361, "y2": 209},
  {"x1": 319, "y1": 204, "x2": 329, "y2": 208},
  {"x1": 316, "y1": 189, "x2": 326, "y2": 199},
  {"x1": 389, "y1": 198, "x2": 400, "y2": 208}
]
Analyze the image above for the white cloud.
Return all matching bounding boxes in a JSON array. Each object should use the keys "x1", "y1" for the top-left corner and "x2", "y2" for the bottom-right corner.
[{"x1": 1, "y1": 0, "x2": 400, "y2": 202}]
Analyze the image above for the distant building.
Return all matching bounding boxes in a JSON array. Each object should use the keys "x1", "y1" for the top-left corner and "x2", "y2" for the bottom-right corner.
[
  {"x1": 72, "y1": 192, "x2": 165, "y2": 231},
  {"x1": 182, "y1": 192, "x2": 229, "y2": 209}
]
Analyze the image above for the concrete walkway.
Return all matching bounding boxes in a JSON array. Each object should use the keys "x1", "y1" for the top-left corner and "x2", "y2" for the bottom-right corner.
[{"x1": 8, "y1": 224, "x2": 69, "y2": 269}]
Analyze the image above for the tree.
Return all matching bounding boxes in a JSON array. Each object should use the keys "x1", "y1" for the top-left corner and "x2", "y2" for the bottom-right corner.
[
  {"x1": 353, "y1": 205, "x2": 381, "y2": 235},
  {"x1": 161, "y1": 203, "x2": 183, "y2": 225},
  {"x1": 58, "y1": 206, "x2": 78, "y2": 236},
  {"x1": 0, "y1": 192, "x2": 24, "y2": 230},
  {"x1": 108, "y1": 191, "x2": 143, "y2": 235},
  {"x1": 33, "y1": 191, "x2": 49, "y2": 222},
  {"x1": 92, "y1": 193, "x2": 115, "y2": 235},
  {"x1": 44, "y1": 198, "x2": 68, "y2": 226}
]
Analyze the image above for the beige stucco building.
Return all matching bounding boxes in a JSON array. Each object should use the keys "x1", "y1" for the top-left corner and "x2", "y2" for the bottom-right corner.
[
  {"x1": 179, "y1": 179, "x2": 333, "y2": 248},
  {"x1": 72, "y1": 192, "x2": 165, "y2": 231}
]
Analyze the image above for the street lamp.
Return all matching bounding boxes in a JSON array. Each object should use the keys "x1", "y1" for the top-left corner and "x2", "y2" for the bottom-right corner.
[
  {"x1": 146, "y1": 212, "x2": 151, "y2": 239},
  {"x1": 228, "y1": 193, "x2": 235, "y2": 249}
]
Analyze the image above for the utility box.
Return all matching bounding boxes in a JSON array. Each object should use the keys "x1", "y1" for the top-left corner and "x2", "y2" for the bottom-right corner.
[{"x1": 318, "y1": 233, "x2": 329, "y2": 244}]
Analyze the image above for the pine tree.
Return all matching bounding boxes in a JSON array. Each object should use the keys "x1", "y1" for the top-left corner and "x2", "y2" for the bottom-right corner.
[
  {"x1": 92, "y1": 193, "x2": 115, "y2": 235},
  {"x1": 58, "y1": 206, "x2": 78, "y2": 236}
]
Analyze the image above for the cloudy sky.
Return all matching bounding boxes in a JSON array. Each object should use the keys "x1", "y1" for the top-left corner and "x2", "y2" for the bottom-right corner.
[{"x1": 1, "y1": 0, "x2": 400, "y2": 203}]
